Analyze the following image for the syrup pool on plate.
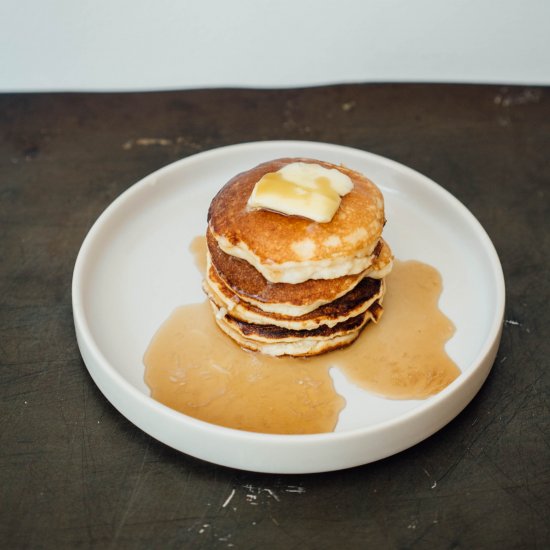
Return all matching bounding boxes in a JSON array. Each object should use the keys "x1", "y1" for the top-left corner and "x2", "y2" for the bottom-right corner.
[{"x1": 143, "y1": 237, "x2": 460, "y2": 435}]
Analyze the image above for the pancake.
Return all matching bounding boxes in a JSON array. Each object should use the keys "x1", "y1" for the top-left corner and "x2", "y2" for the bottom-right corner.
[
  {"x1": 208, "y1": 158, "x2": 386, "y2": 283},
  {"x1": 204, "y1": 156, "x2": 392, "y2": 357},
  {"x1": 222, "y1": 306, "x2": 369, "y2": 342},
  {"x1": 210, "y1": 300, "x2": 383, "y2": 357},
  {"x1": 203, "y1": 254, "x2": 386, "y2": 330},
  {"x1": 206, "y1": 228, "x2": 392, "y2": 316}
]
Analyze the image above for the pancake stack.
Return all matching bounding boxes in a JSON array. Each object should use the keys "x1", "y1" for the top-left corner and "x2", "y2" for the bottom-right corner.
[{"x1": 203, "y1": 158, "x2": 393, "y2": 357}]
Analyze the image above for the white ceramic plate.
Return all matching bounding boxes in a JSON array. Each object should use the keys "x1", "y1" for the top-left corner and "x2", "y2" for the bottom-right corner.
[{"x1": 72, "y1": 141, "x2": 505, "y2": 474}]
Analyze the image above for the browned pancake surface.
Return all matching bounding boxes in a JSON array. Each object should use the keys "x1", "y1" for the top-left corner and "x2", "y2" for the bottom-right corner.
[
  {"x1": 226, "y1": 308, "x2": 370, "y2": 341},
  {"x1": 208, "y1": 261, "x2": 382, "y2": 324},
  {"x1": 208, "y1": 158, "x2": 385, "y2": 264},
  {"x1": 207, "y1": 229, "x2": 374, "y2": 307}
]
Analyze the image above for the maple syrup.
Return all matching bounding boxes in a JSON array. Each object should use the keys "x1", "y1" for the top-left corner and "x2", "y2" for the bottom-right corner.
[{"x1": 143, "y1": 237, "x2": 459, "y2": 434}]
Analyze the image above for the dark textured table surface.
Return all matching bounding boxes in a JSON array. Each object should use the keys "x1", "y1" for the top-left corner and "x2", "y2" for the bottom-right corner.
[{"x1": 1, "y1": 84, "x2": 549, "y2": 549}]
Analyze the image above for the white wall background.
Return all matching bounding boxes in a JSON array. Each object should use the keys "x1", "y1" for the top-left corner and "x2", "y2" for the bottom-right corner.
[{"x1": 1, "y1": 0, "x2": 548, "y2": 92}]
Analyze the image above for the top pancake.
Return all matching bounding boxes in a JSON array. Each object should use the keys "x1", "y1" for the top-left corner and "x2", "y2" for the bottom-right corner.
[{"x1": 208, "y1": 158, "x2": 386, "y2": 283}]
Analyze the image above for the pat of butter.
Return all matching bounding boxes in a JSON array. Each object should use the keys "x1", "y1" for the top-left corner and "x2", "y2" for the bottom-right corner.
[{"x1": 247, "y1": 162, "x2": 353, "y2": 222}]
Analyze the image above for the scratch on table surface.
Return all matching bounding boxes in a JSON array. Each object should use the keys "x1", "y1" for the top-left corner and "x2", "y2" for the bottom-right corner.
[
  {"x1": 504, "y1": 319, "x2": 521, "y2": 326},
  {"x1": 109, "y1": 442, "x2": 150, "y2": 547},
  {"x1": 422, "y1": 468, "x2": 438, "y2": 489},
  {"x1": 263, "y1": 488, "x2": 280, "y2": 501},
  {"x1": 122, "y1": 135, "x2": 204, "y2": 151},
  {"x1": 285, "y1": 485, "x2": 306, "y2": 494},
  {"x1": 434, "y1": 447, "x2": 471, "y2": 486},
  {"x1": 221, "y1": 488, "x2": 235, "y2": 508},
  {"x1": 243, "y1": 484, "x2": 282, "y2": 504},
  {"x1": 122, "y1": 137, "x2": 173, "y2": 150},
  {"x1": 494, "y1": 87, "x2": 542, "y2": 107}
]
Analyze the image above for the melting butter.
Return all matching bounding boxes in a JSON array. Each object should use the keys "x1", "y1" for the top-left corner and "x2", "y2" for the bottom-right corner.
[{"x1": 247, "y1": 162, "x2": 353, "y2": 223}]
